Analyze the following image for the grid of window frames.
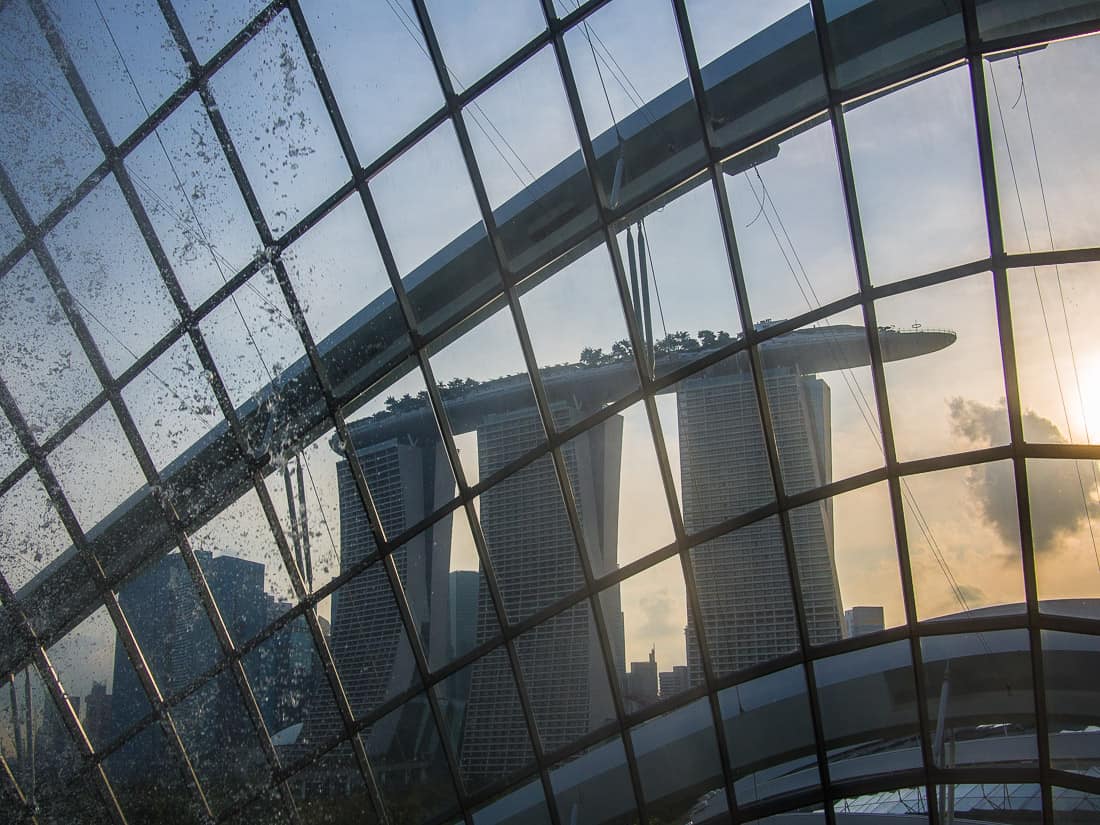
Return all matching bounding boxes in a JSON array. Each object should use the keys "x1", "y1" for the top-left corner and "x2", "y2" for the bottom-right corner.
[{"x1": 1, "y1": 1, "x2": 1100, "y2": 824}]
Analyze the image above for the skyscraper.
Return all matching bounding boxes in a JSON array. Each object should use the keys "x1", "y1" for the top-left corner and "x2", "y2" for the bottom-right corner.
[
  {"x1": 460, "y1": 405, "x2": 621, "y2": 779},
  {"x1": 681, "y1": 367, "x2": 842, "y2": 683}
]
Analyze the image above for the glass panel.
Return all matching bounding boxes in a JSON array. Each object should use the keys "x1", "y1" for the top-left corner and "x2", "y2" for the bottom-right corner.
[
  {"x1": 0, "y1": 0, "x2": 103, "y2": 222},
  {"x1": 0, "y1": 255, "x2": 101, "y2": 441},
  {"x1": 0, "y1": 197, "x2": 21, "y2": 261},
  {"x1": 768, "y1": 311, "x2": 884, "y2": 495},
  {"x1": 45, "y1": 604, "x2": 127, "y2": 751},
  {"x1": 475, "y1": 453, "x2": 583, "y2": 625},
  {"x1": 515, "y1": 599, "x2": 615, "y2": 752},
  {"x1": 300, "y1": 0, "x2": 442, "y2": 167},
  {"x1": 814, "y1": 640, "x2": 923, "y2": 781},
  {"x1": 361, "y1": 694, "x2": 459, "y2": 824},
  {"x1": 834, "y1": 787, "x2": 928, "y2": 818},
  {"x1": 426, "y1": 0, "x2": 545, "y2": 89},
  {"x1": 978, "y1": 0, "x2": 1100, "y2": 46},
  {"x1": 901, "y1": 461, "x2": 1026, "y2": 621},
  {"x1": 436, "y1": 645, "x2": 534, "y2": 792},
  {"x1": 561, "y1": 402, "x2": 674, "y2": 575},
  {"x1": 823, "y1": 0, "x2": 965, "y2": 93},
  {"x1": 473, "y1": 775, "x2": 552, "y2": 825},
  {"x1": 465, "y1": 47, "x2": 596, "y2": 272},
  {"x1": 658, "y1": 349, "x2": 774, "y2": 534},
  {"x1": 687, "y1": 0, "x2": 826, "y2": 152},
  {"x1": 287, "y1": 741, "x2": 378, "y2": 825},
  {"x1": 631, "y1": 697, "x2": 726, "y2": 821},
  {"x1": 518, "y1": 243, "x2": 637, "y2": 417},
  {"x1": 616, "y1": 177, "x2": 743, "y2": 380},
  {"x1": 1009, "y1": 263, "x2": 1100, "y2": 446},
  {"x1": 875, "y1": 273, "x2": 1006, "y2": 463},
  {"x1": 1027, "y1": 458, "x2": 1100, "y2": 617},
  {"x1": 173, "y1": 668, "x2": 270, "y2": 817},
  {"x1": 844, "y1": 67, "x2": 988, "y2": 285},
  {"x1": 604, "y1": 555, "x2": 698, "y2": 705},
  {"x1": 174, "y1": 0, "x2": 269, "y2": 66},
  {"x1": 1042, "y1": 630, "x2": 1100, "y2": 776},
  {"x1": 921, "y1": 629, "x2": 1036, "y2": 769},
  {"x1": 125, "y1": 92, "x2": 260, "y2": 309},
  {"x1": 189, "y1": 487, "x2": 298, "y2": 640},
  {"x1": 549, "y1": 734, "x2": 637, "y2": 825},
  {"x1": 209, "y1": 11, "x2": 348, "y2": 238},
  {"x1": 690, "y1": 516, "x2": 799, "y2": 679},
  {"x1": 281, "y1": 194, "x2": 400, "y2": 359},
  {"x1": 725, "y1": 118, "x2": 858, "y2": 325},
  {"x1": 47, "y1": 404, "x2": 148, "y2": 535},
  {"x1": 987, "y1": 37, "x2": 1100, "y2": 255},
  {"x1": 223, "y1": 788, "x2": 294, "y2": 825},
  {"x1": 1052, "y1": 785, "x2": 1100, "y2": 825},
  {"x1": 798, "y1": 481, "x2": 905, "y2": 640},
  {"x1": 946, "y1": 782, "x2": 1042, "y2": 824},
  {"x1": 199, "y1": 265, "x2": 315, "y2": 410},
  {"x1": 102, "y1": 720, "x2": 199, "y2": 824},
  {"x1": 370, "y1": 120, "x2": 496, "y2": 336},
  {"x1": 719, "y1": 665, "x2": 819, "y2": 804},
  {"x1": 121, "y1": 335, "x2": 225, "y2": 477},
  {"x1": 115, "y1": 551, "x2": 220, "y2": 722},
  {"x1": 0, "y1": 415, "x2": 24, "y2": 481},
  {"x1": 241, "y1": 613, "x2": 337, "y2": 754},
  {"x1": 0, "y1": 471, "x2": 73, "y2": 596},
  {"x1": 564, "y1": 0, "x2": 705, "y2": 211},
  {"x1": 44, "y1": 0, "x2": 187, "y2": 145},
  {"x1": 318, "y1": 560, "x2": 421, "y2": 730}
]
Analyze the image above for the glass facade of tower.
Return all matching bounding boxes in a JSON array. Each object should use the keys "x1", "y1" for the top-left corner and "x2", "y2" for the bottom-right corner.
[{"x1": 1, "y1": 2, "x2": 1100, "y2": 824}]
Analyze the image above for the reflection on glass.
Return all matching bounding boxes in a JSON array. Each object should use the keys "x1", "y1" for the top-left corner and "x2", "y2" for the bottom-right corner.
[
  {"x1": 361, "y1": 695, "x2": 459, "y2": 823},
  {"x1": 465, "y1": 46, "x2": 597, "y2": 271},
  {"x1": 1042, "y1": 630, "x2": 1100, "y2": 777},
  {"x1": 1009, "y1": 263, "x2": 1100, "y2": 446},
  {"x1": 605, "y1": 555, "x2": 696, "y2": 708},
  {"x1": 616, "y1": 177, "x2": 743, "y2": 380},
  {"x1": 103, "y1": 721, "x2": 198, "y2": 825},
  {"x1": 0, "y1": 471, "x2": 73, "y2": 595},
  {"x1": 301, "y1": 0, "x2": 442, "y2": 167},
  {"x1": 691, "y1": 516, "x2": 799, "y2": 679},
  {"x1": 0, "y1": 255, "x2": 100, "y2": 441},
  {"x1": 173, "y1": 668, "x2": 270, "y2": 818},
  {"x1": 287, "y1": 741, "x2": 378, "y2": 825},
  {"x1": 901, "y1": 462, "x2": 1026, "y2": 621},
  {"x1": 125, "y1": 92, "x2": 260, "y2": 310},
  {"x1": 876, "y1": 273, "x2": 1006, "y2": 462},
  {"x1": 519, "y1": 242, "x2": 637, "y2": 412},
  {"x1": 823, "y1": 0, "x2": 965, "y2": 92},
  {"x1": 977, "y1": 0, "x2": 1100, "y2": 42},
  {"x1": 814, "y1": 640, "x2": 922, "y2": 780},
  {"x1": 719, "y1": 665, "x2": 819, "y2": 804},
  {"x1": 726, "y1": 119, "x2": 857, "y2": 325},
  {"x1": 687, "y1": 0, "x2": 826, "y2": 152},
  {"x1": 632, "y1": 697, "x2": 726, "y2": 822},
  {"x1": 472, "y1": 775, "x2": 552, "y2": 825},
  {"x1": 549, "y1": 734, "x2": 637, "y2": 825},
  {"x1": 834, "y1": 787, "x2": 928, "y2": 818},
  {"x1": 987, "y1": 35, "x2": 1100, "y2": 254},
  {"x1": 845, "y1": 67, "x2": 988, "y2": 285},
  {"x1": 563, "y1": 0, "x2": 705, "y2": 210},
  {"x1": 45, "y1": 175, "x2": 178, "y2": 378},
  {"x1": 435, "y1": 645, "x2": 535, "y2": 793},
  {"x1": 516, "y1": 599, "x2": 615, "y2": 754},
  {"x1": 921, "y1": 629, "x2": 1036, "y2": 769}
]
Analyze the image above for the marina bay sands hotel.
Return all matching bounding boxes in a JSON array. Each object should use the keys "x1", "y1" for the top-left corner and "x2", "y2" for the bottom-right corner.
[{"x1": 316, "y1": 323, "x2": 954, "y2": 780}]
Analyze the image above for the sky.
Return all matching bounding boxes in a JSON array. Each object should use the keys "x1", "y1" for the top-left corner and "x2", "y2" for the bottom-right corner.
[{"x1": 0, "y1": 0, "x2": 1098, "y2": 709}]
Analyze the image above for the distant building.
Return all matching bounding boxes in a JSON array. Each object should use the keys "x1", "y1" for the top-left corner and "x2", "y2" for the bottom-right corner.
[
  {"x1": 625, "y1": 648, "x2": 659, "y2": 711},
  {"x1": 659, "y1": 665, "x2": 688, "y2": 698},
  {"x1": 845, "y1": 606, "x2": 885, "y2": 638},
  {"x1": 83, "y1": 681, "x2": 111, "y2": 746},
  {"x1": 683, "y1": 368, "x2": 842, "y2": 683}
]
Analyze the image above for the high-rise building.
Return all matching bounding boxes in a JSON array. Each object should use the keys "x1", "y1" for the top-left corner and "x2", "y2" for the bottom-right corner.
[
  {"x1": 845, "y1": 605, "x2": 886, "y2": 638},
  {"x1": 460, "y1": 406, "x2": 622, "y2": 780},
  {"x1": 659, "y1": 665, "x2": 689, "y2": 698},
  {"x1": 83, "y1": 681, "x2": 111, "y2": 747},
  {"x1": 682, "y1": 367, "x2": 842, "y2": 684},
  {"x1": 625, "y1": 648, "x2": 659, "y2": 711}
]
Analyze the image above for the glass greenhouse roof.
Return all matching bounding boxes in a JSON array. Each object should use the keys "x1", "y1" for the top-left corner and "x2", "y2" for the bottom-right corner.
[{"x1": 1, "y1": 1, "x2": 1099, "y2": 823}]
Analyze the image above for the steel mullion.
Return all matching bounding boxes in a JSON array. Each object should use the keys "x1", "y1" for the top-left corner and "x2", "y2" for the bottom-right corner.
[
  {"x1": 806, "y1": 2, "x2": 944, "y2": 821},
  {"x1": 961, "y1": 4, "x2": 1055, "y2": 822}
]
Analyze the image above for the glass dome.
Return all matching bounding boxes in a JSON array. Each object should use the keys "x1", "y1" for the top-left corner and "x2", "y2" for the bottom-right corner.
[{"x1": 1, "y1": 1, "x2": 1099, "y2": 823}]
